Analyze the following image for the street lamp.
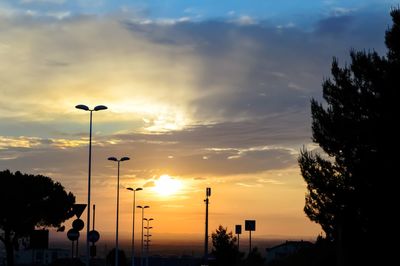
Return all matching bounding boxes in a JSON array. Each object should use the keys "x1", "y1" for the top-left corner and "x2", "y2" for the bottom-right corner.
[
  {"x1": 204, "y1": 187, "x2": 211, "y2": 266},
  {"x1": 137, "y1": 205, "x2": 149, "y2": 266},
  {"x1": 127, "y1": 187, "x2": 143, "y2": 266},
  {"x1": 75, "y1": 104, "x2": 107, "y2": 266},
  {"x1": 108, "y1": 156, "x2": 130, "y2": 266},
  {"x1": 143, "y1": 218, "x2": 153, "y2": 266}
]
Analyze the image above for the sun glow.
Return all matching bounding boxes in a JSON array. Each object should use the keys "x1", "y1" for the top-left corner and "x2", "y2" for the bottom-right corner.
[{"x1": 153, "y1": 175, "x2": 183, "y2": 196}]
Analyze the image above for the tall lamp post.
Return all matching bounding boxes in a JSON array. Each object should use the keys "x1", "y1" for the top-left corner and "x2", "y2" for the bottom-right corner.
[
  {"x1": 204, "y1": 187, "x2": 211, "y2": 265},
  {"x1": 137, "y1": 205, "x2": 149, "y2": 266},
  {"x1": 108, "y1": 156, "x2": 130, "y2": 266},
  {"x1": 143, "y1": 218, "x2": 153, "y2": 266},
  {"x1": 75, "y1": 104, "x2": 107, "y2": 266},
  {"x1": 127, "y1": 187, "x2": 143, "y2": 266}
]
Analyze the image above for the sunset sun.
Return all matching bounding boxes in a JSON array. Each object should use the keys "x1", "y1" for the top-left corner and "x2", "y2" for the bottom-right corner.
[{"x1": 153, "y1": 175, "x2": 183, "y2": 196}]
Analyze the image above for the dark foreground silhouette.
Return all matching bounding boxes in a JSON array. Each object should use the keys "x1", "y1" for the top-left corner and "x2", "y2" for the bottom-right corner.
[
  {"x1": 0, "y1": 170, "x2": 75, "y2": 266},
  {"x1": 298, "y1": 8, "x2": 400, "y2": 266}
]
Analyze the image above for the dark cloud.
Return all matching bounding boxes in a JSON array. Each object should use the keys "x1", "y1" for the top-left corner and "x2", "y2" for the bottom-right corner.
[
  {"x1": 122, "y1": 9, "x2": 388, "y2": 124},
  {"x1": 316, "y1": 15, "x2": 355, "y2": 36}
]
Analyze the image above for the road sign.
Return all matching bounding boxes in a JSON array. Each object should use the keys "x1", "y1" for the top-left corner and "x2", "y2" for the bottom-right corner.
[
  {"x1": 235, "y1": 224, "x2": 242, "y2": 234},
  {"x1": 72, "y1": 219, "x2": 84, "y2": 231},
  {"x1": 72, "y1": 204, "x2": 87, "y2": 218},
  {"x1": 67, "y1": 229, "x2": 80, "y2": 241},
  {"x1": 88, "y1": 230, "x2": 100, "y2": 243},
  {"x1": 245, "y1": 220, "x2": 256, "y2": 231}
]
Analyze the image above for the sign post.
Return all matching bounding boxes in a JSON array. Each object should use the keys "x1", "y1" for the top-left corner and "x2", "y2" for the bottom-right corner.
[
  {"x1": 235, "y1": 225, "x2": 242, "y2": 250},
  {"x1": 245, "y1": 220, "x2": 256, "y2": 254}
]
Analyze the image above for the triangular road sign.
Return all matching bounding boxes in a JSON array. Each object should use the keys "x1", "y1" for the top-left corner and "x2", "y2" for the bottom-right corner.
[{"x1": 73, "y1": 204, "x2": 87, "y2": 218}]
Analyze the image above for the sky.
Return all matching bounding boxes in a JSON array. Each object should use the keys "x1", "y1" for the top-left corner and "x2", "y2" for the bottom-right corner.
[{"x1": 0, "y1": 0, "x2": 396, "y2": 248}]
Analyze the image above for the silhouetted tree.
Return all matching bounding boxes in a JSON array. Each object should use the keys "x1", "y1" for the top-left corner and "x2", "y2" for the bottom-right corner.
[
  {"x1": 211, "y1": 225, "x2": 243, "y2": 266},
  {"x1": 106, "y1": 248, "x2": 127, "y2": 266},
  {"x1": 298, "y1": 9, "x2": 400, "y2": 266},
  {"x1": 0, "y1": 170, "x2": 75, "y2": 266},
  {"x1": 244, "y1": 247, "x2": 265, "y2": 266}
]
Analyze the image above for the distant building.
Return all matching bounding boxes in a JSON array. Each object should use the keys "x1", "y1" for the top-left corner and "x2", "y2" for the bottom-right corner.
[
  {"x1": 15, "y1": 248, "x2": 70, "y2": 265},
  {"x1": 266, "y1": 240, "x2": 313, "y2": 264}
]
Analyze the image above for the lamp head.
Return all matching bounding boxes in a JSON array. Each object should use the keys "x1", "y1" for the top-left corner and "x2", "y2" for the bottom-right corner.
[
  {"x1": 94, "y1": 105, "x2": 108, "y2": 111},
  {"x1": 127, "y1": 187, "x2": 133, "y2": 191},
  {"x1": 136, "y1": 188, "x2": 143, "y2": 191},
  {"x1": 120, "y1": 157, "x2": 130, "y2": 161},
  {"x1": 108, "y1": 157, "x2": 118, "y2": 161},
  {"x1": 75, "y1": 104, "x2": 89, "y2": 111}
]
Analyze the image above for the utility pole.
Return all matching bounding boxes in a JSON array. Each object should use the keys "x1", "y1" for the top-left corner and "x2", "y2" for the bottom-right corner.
[{"x1": 204, "y1": 187, "x2": 211, "y2": 265}]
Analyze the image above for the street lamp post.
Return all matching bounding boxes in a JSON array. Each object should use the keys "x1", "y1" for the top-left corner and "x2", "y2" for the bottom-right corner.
[
  {"x1": 127, "y1": 188, "x2": 143, "y2": 266},
  {"x1": 108, "y1": 156, "x2": 130, "y2": 266},
  {"x1": 204, "y1": 188, "x2": 211, "y2": 265},
  {"x1": 143, "y1": 218, "x2": 153, "y2": 266},
  {"x1": 75, "y1": 104, "x2": 107, "y2": 266},
  {"x1": 137, "y1": 205, "x2": 149, "y2": 266}
]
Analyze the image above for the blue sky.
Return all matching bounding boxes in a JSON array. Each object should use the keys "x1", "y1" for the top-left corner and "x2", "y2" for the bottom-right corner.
[
  {"x1": 2, "y1": 0, "x2": 397, "y2": 24},
  {"x1": 0, "y1": 0, "x2": 398, "y2": 240}
]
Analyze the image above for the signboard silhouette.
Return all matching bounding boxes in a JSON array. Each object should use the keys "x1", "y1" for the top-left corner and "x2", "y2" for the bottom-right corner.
[
  {"x1": 235, "y1": 225, "x2": 242, "y2": 234},
  {"x1": 67, "y1": 229, "x2": 80, "y2": 241},
  {"x1": 72, "y1": 219, "x2": 84, "y2": 231},
  {"x1": 72, "y1": 204, "x2": 87, "y2": 218},
  {"x1": 245, "y1": 220, "x2": 256, "y2": 231},
  {"x1": 88, "y1": 230, "x2": 100, "y2": 243}
]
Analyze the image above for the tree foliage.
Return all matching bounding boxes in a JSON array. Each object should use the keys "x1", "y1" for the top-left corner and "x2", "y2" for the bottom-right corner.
[
  {"x1": 106, "y1": 248, "x2": 128, "y2": 266},
  {"x1": 299, "y1": 9, "x2": 400, "y2": 265},
  {"x1": 244, "y1": 247, "x2": 265, "y2": 266},
  {"x1": 211, "y1": 225, "x2": 242, "y2": 266},
  {"x1": 0, "y1": 170, "x2": 75, "y2": 266}
]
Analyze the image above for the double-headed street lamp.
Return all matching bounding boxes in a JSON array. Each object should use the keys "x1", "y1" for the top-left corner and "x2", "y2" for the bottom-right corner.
[
  {"x1": 127, "y1": 187, "x2": 143, "y2": 266},
  {"x1": 75, "y1": 104, "x2": 107, "y2": 266},
  {"x1": 137, "y1": 205, "x2": 149, "y2": 266},
  {"x1": 108, "y1": 156, "x2": 130, "y2": 266}
]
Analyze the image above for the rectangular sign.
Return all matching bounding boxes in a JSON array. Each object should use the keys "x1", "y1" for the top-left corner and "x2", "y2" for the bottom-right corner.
[
  {"x1": 235, "y1": 224, "x2": 242, "y2": 234},
  {"x1": 245, "y1": 220, "x2": 256, "y2": 231}
]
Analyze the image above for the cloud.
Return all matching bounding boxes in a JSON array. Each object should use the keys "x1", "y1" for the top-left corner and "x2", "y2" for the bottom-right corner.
[
  {"x1": 236, "y1": 182, "x2": 262, "y2": 188},
  {"x1": 20, "y1": 0, "x2": 66, "y2": 5},
  {"x1": 143, "y1": 180, "x2": 155, "y2": 187},
  {"x1": 257, "y1": 178, "x2": 285, "y2": 185},
  {"x1": 330, "y1": 7, "x2": 356, "y2": 16},
  {"x1": 233, "y1": 15, "x2": 257, "y2": 26},
  {"x1": 20, "y1": 0, "x2": 66, "y2": 4},
  {"x1": 0, "y1": 7, "x2": 390, "y2": 183},
  {"x1": 46, "y1": 11, "x2": 70, "y2": 19}
]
